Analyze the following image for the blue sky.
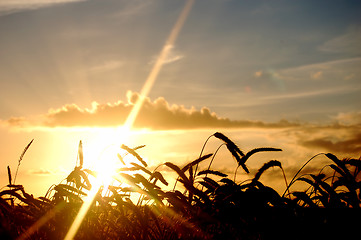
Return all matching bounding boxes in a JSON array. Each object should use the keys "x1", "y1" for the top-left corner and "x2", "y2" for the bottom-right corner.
[
  {"x1": 0, "y1": 0, "x2": 360, "y2": 195},
  {"x1": 0, "y1": 0, "x2": 360, "y2": 123}
]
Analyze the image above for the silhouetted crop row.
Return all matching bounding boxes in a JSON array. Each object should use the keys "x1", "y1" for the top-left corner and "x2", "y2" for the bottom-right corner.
[{"x1": 1, "y1": 133, "x2": 360, "y2": 239}]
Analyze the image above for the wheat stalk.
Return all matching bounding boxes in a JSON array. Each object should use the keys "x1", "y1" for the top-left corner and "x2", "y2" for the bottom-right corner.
[
  {"x1": 121, "y1": 144, "x2": 147, "y2": 167},
  {"x1": 13, "y1": 139, "x2": 34, "y2": 184},
  {"x1": 7, "y1": 166, "x2": 12, "y2": 186},
  {"x1": 253, "y1": 160, "x2": 282, "y2": 183},
  {"x1": 77, "y1": 140, "x2": 83, "y2": 168},
  {"x1": 282, "y1": 153, "x2": 325, "y2": 197}
]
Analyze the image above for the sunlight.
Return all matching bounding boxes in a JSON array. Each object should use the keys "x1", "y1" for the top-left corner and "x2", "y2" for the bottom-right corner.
[
  {"x1": 64, "y1": 180, "x2": 101, "y2": 240},
  {"x1": 93, "y1": 145, "x2": 122, "y2": 185},
  {"x1": 65, "y1": 0, "x2": 194, "y2": 238},
  {"x1": 64, "y1": 127, "x2": 132, "y2": 240},
  {"x1": 90, "y1": 126, "x2": 132, "y2": 186},
  {"x1": 123, "y1": 0, "x2": 195, "y2": 130}
]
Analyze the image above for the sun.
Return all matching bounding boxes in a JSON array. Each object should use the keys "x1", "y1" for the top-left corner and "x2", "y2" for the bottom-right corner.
[
  {"x1": 64, "y1": 126, "x2": 133, "y2": 240},
  {"x1": 94, "y1": 144, "x2": 123, "y2": 185},
  {"x1": 86, "y1": 126, "x2": 132, "y2": 186}
]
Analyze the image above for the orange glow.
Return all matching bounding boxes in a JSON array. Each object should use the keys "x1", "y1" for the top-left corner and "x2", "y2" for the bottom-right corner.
[
  {"x1": 65, "y1": 1, "x2": 195, "y2": 238},
  {"x1": 92, "y1": 145, "x2": 123, "y2": 184},
  {"x1": 86, "y1": 126, "x2": 131, "y2": 184}
]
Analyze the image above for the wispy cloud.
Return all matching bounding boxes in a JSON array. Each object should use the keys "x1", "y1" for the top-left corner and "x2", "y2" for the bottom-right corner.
[
  {"x1": 0, "y1": 0, "x2": 86, "y2": 16},
  {"x1": 310, "y1": 71, "x2": 323, "y2": 80},
  {"x1": 87, "y1": 60, "x2": 124, "y2": 74},
  {"x1": 111, "y1": 1, "x2": 152, "y2": 19},
  {"x1": 149, "y1": 45, "x2": 184, "y2": 65},
  {"x1": 28, "y1": 168, "x2": 52, "y2": 175},
  {"x1": 319, "y1": 25, "x2": 361, "y2": 54},
  {"x1": 280, "y1": 57, "x2": 361, "y2": 75},
  {"x1": 260, "y1": 86, "x2": 361, "y2": 101},
  {"x1": 254, "y1": 57, "x2": 361, "y2": 104}
]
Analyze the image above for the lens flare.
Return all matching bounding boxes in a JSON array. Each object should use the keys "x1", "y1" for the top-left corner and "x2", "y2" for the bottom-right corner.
[
  {"x1": 123, "y1": 0, "x2": 195, "y2": 131},
  {"x1": 65, "y1": 1, "x2": 194, "y2": 239}
]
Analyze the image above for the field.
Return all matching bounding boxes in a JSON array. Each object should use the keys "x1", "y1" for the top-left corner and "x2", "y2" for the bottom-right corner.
[{"x1": 1, "y1": 132, "x2": 360, "y2": 239}]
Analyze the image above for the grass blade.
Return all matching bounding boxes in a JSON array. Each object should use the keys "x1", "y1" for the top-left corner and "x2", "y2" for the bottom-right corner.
[
  {"x1": 150, "y1": 171, "x2": 168, "y2": 186},
  {"x1": 197, "y1": 170, "x2": 228, "y2": 178},
  {"x1": 117, "y1": 153, "x2": 126, "y2": 165},
  {"x1": 326, "y1": 153, "x2": 354, "y2": 181},
  {"x1": 282, "y1": 153, "x2": 325, "y2": 197},
  {"x1": 130, "y1": 162, "x2": 152, "y2": 175},
  {"x1": 181, "y1": 154, "x2": 213, "y2": 172},
  {"x1": 292, "y1": 191, "x2": 318, "y2": 208},
  {"x1": 7, "y1": 166, "x2": 12, "y2": 186},
  {"x1": 165, "y1": 162, "x2": 189, "y2": 183}
]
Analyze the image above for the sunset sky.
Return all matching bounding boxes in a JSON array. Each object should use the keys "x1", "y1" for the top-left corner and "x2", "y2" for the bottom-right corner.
[{"x1": 0, "y1": 0, "x2": 360, "y2": 196}]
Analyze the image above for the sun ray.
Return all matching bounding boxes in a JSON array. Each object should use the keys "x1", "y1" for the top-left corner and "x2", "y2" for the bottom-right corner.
[
  {"x1": 63, "y1": 180, "x2": 101, "y2": 240},
  {"x1": 64, "y1": 1, "x2": 194, "y2": 239},
  {"x1": 123, "y1": 0, "x2": 195, "y2": 132}
]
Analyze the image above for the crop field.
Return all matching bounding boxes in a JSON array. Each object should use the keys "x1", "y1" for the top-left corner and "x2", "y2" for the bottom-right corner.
[{"x1": 1, "y1": 133, "x2": 360, "y2": 239}]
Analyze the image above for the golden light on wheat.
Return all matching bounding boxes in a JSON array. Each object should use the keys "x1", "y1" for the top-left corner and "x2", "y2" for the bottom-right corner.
[
  {"x1": 3, "y1": 131, "x2": 361, "y2": 239},
  {"x1": 88, "y1": 127, "x2": 132, "y2": 185}
]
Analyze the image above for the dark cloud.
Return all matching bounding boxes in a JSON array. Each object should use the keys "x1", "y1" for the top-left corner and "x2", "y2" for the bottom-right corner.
[
  {"x1": 4, "y1": 91, "x2": 298, "y2": 130},
  {"x1": 273, "y1": 123, "x2": 361, "y2": 156},
  {"x1": 300, "y1": 132, "x2": 361, "y2": 155}
]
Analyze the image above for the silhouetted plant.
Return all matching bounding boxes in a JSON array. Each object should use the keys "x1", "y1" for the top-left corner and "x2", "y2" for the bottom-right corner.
[{"x1": 1, "y1": 132, "x2": 360, "y2": 240}]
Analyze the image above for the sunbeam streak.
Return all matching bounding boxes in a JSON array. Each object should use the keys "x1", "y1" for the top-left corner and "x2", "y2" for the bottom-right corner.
[
  {"x1": 123, "y1": 0, "x2": 194, "y2": 131},
  {"x1": 64, "y1": 1, "x2": 194, "y2": 239},
  {"x1": 64, "y1": 181, "x2": 101, "y2": 240}
]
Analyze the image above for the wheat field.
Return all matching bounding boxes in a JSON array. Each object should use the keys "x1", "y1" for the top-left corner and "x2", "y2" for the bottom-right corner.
[{"x1": 1, "y1": 133, "x2": 360, "y2": 239}]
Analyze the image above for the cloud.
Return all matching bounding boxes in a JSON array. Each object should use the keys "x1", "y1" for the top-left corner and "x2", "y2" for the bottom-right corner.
[
  {"x1": 278, "y1": 57, "x2": 361, "y2": 86},
  {"x1": 260, "y1": 86, "x2": 359, "y2": 101},
  {"x1": 3, "y1": 91, "x2": 297, "y2": 130},
  {"x1": 279, "y1": 123, "x2": 361, "y2": 156},
  {"x1": 281, "y1": 57, "x2": 361, "y2": 79},
  {"x1": 310, "y1": 71, "x2": 323, "y2": 80},
  {"x1": 254, "y1": 69, "x2": 282, "y2": 81},
  {"x1": 254, "y1": 71, "x2": 263, "y2": 78},
  {"x1": 258, "y1": 57, "x2": 361, "y2": 103},
  {"x1": 28, "y1": 169, "x2": 52, "y2": 175},
  {"x1": 259, "y1": 118, "x2": 361, "y2": 159},
  {"x1": 87, "y1": 60, "x2": 124, "y2": 74},
  {"x1": 0, "y1": 0, "x2": 85, "y2": 16},
  {"x1": 301, "y1": 133, "x2": 361, "y2": 155},
  {"x1": 149, "y1": 45, "x2": 184, "y2": 65},
  {"x1": 334, "y1": 111, "x2": 361, "y2": 126},
  {"x1": 252, "y1": 69, "x2": 286, "y2": 91},
  {"x1": 111, "y1": 1, "x2": 151, "y2": 19},
  {"x1": 319, "y1": 26, "x2": 361, "y2": 54}
]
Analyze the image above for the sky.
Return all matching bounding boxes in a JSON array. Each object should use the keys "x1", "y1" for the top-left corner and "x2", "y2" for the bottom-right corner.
[{"x1": 0, "y1": 0, "x2": 360, "y2": 196}]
